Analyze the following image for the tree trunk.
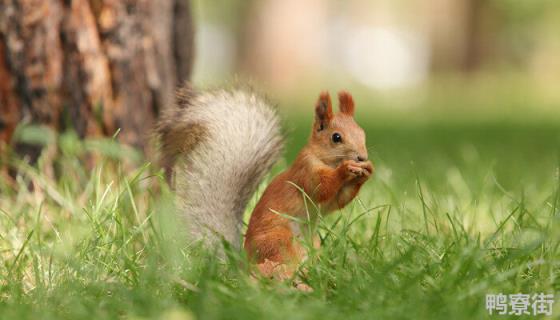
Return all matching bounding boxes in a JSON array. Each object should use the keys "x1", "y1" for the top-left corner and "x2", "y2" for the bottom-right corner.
[{"x1": 0, "y1": 0, "x2": 194, "y2": 160}]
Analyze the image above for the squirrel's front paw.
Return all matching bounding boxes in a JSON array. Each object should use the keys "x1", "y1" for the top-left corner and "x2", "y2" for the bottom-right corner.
[
  {"x1": 341, "y1": 160, "x2": 364, "y2": 180},
  {"x1": 354, "y1": 160, "x2": 374, "y2": 183},
  {"x1": 340, "y1": 160, "x2": 374, "y2": 182},
  {"x1": 359, "y1": 161, "x2": 374, "y2": 176}
]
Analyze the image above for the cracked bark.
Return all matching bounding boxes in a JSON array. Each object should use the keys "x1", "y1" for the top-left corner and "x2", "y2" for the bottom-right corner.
[{"x1": 0, "y1": 0, "x2": 194, "y2": 160}]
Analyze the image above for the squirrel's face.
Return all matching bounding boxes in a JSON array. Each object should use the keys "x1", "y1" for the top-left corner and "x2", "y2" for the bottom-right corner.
[{"x1": 311, "y1": 91, "x2": 368, "y2": 167}]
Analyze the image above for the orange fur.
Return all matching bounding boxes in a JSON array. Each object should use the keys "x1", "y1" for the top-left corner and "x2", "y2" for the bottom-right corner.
[
  {"x1": 244, "y1": 91, "x2": 373, "y2": 278},
  {"x1": 338, "y1": 91, "x2": 355, "y2": 116}
]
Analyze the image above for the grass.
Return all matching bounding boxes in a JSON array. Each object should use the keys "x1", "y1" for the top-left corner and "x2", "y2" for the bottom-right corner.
[{"x1": 1, "y1": 99, "x2": 560, "y2": 319}]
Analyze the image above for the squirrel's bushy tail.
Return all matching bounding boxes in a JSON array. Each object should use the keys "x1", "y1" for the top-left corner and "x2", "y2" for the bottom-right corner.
[{"x1": 157, "y1": 85, "x2": 283, "y2": 248}]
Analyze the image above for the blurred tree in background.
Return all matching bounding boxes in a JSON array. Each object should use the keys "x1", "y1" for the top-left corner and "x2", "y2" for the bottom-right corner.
[{"x1": 0, "y1": 0, "x2": 194, "y2": 161}]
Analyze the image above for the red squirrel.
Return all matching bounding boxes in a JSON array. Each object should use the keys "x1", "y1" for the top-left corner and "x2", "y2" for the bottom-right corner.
[
  {"x1": 157, "y1": 86, "x2": 372, "y2": 283},
  {"x1": 245, "y1": 91, "x2": 373, "y2": 280}
]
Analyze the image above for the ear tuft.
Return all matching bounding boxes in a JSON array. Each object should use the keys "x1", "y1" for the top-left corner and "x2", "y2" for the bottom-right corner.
[
  {"x1": 315, "y1": 91, "x2": 333, "y2": 131},
  {"x1": 338, "y1": 91, "x2": 355, "y2": 116}
]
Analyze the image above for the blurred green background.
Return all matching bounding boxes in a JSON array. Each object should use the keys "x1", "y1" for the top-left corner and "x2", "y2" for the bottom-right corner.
[{"x1": 193, "y1": 0, "x2": 560, "y2": 105}]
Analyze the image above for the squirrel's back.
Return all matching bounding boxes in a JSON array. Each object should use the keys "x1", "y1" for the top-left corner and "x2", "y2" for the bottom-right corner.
[{"x1": 157, "y1": 85, "x2": 284, "y2": 247}]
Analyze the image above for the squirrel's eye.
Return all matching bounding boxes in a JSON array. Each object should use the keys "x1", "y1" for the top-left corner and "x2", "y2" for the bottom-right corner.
[{"x1": 332, "y1": 133, "x2": 342, "y2": 143}]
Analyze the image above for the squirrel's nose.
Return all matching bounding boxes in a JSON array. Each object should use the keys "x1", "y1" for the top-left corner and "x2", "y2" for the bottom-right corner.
[{"x1": 357, "y1": 155, "x2": 367, "y2": 162}]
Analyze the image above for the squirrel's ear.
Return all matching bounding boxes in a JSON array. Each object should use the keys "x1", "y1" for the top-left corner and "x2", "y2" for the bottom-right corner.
[
  {"x1": 338, "y1": 91, "x2": 355, "y2": 116},
  {"x1": 315, "y1": 92, "x2": 333, "y2": 131}
]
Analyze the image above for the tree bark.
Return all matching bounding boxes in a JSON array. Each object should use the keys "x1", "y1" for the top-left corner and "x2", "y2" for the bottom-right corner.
[{"x1": 0, "y1": 0, "x2": 194, "y2": 159}]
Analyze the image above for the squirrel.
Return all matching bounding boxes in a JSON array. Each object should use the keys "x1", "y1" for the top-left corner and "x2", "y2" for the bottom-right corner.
[{"x1": 157, "y1": 85, "x2": 373, "y2": 281}]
